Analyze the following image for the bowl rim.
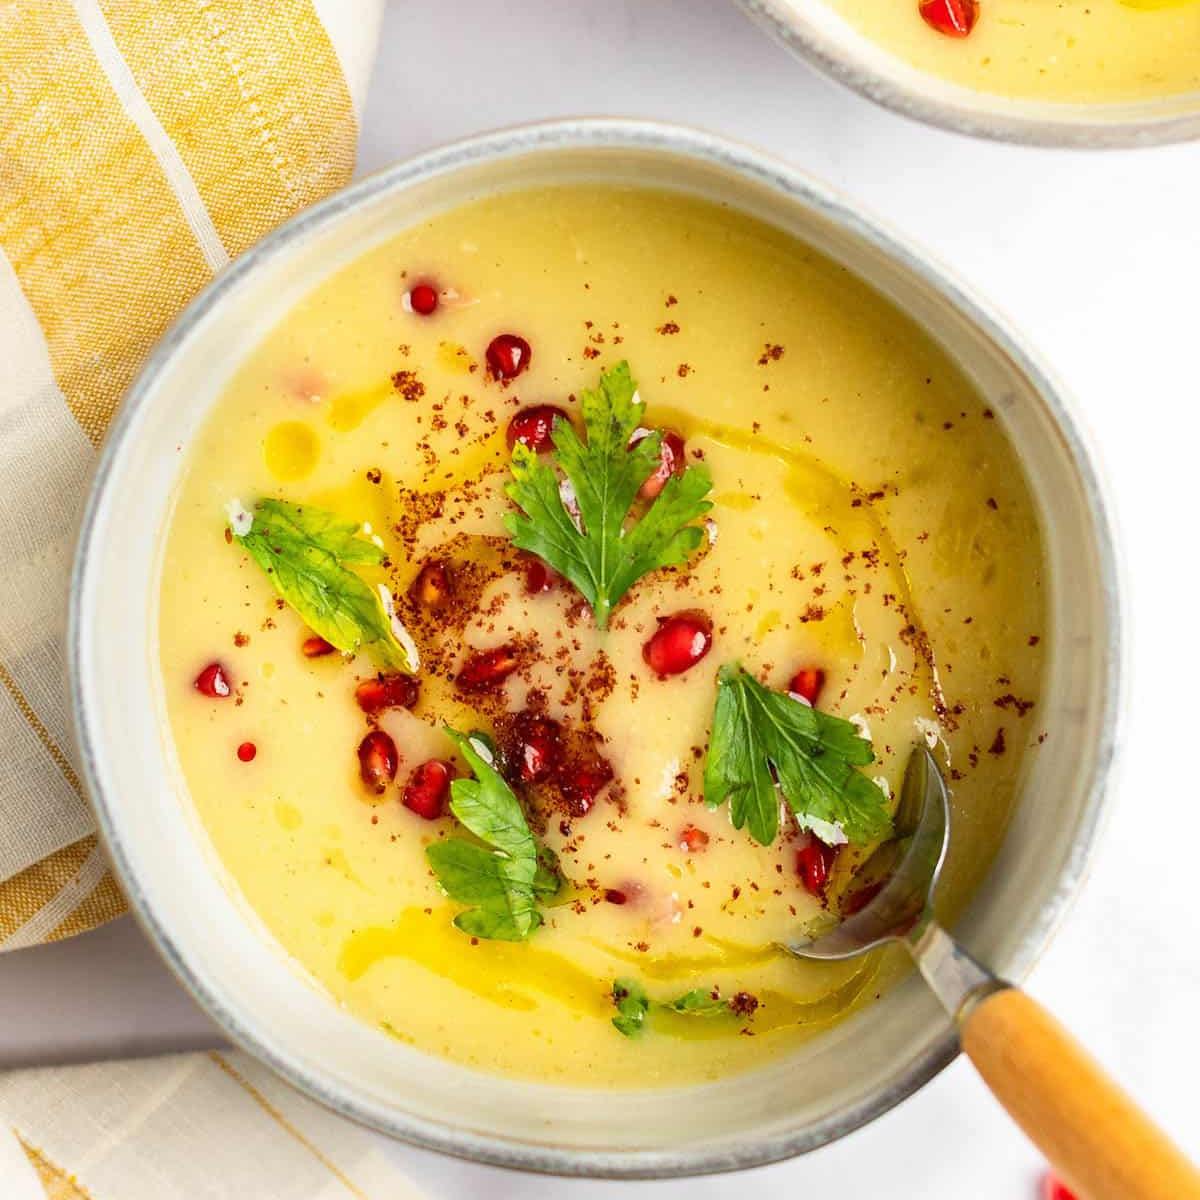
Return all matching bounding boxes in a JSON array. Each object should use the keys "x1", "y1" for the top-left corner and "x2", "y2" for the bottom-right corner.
[
  {"x1": 69, "y1": 117, "x2": 1124, "y2": 1179},
  {"x1": 737, "y1": 0, "x2": 1200, "y2": 149}
]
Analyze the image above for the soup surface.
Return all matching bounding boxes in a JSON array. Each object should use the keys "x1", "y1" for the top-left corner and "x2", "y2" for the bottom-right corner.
[
  {"x1": 159, "y1": 186, "x2": 1046, "y2": 1087},
  {"x1": 818, "y1": 0, "x2": 1200, "y2": 104}
]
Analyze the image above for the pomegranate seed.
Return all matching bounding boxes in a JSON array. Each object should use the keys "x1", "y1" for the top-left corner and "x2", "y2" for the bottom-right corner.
[
  {"x1": 796, "y1": 838, "x2": 839, "y2": 897},
  {"x1": 630, "y1": 427, "x2": 686, "y2": 500},
  {"x1": 407, "y1": 282, "x2": 439, "y2": 315},
  {"x1": 236, "y1": 741, "x2": 257, "y2": 762},
  {"x1": 358, "y1": 730, "x2": 399, "y2": 794},
  {"x1": 194, "y1": 662, "x2": 231, "y2": 698},
  {"x1": 559, "y1": 757, "x2": 613, "y2": 817},
  {"x1": 512, "y1": 713, "x2": 562, "y2": 783},
  {"x1": 457, "y1": 645, "x2": 520, "y2": 691},
  {"x1": 642, "y1": 611, "x2": 713, "y2": 677},
  {"x1": 918, "y1": 0, "x2": 978, "y2": 36},
  {"x1": 506, "y1": 404, "x2": 566, "y2": 452},
  {"x1": 788, "y1": 667, "x2": 826, "y2": 706},
  {"x1": 486, "y1": 333, "x2": 532, "y2": 380},
  {"x1": 403, "y1": 759, "x2": 454, "y2": 819},
  {"x1": 679, "y1": 825, "x2": 710, "y2": 853},
  {"x1": 1041, "y1": 1173, "x2": 1078, "y2": 1200},
  {"x1": 302, "y1": 636, "x2": 336, "y2": 658},
  {"x1": 604, "y1": 888, "x2": 628, "y2": 905},
  {"x1": 355, "y1": 673, "x2": 420, "y2": 715},
  {"x1": 410, "y1": 559, "x2": 452, "y2": 610},
  {"x1": 524, "y1": 557, "x2": 560, "y2": 594}
]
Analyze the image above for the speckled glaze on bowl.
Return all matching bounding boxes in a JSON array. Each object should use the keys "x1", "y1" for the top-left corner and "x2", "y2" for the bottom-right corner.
[
  {"x1": 69, "y1": 120, "x2": 1123, "y2": 1178},
  {"x1": 739, "y1": 0, "x2": 1200, "y2": 147}
]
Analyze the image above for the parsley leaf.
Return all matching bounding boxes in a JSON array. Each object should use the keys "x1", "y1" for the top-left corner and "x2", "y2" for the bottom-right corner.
[
  {"x1": 611, "y1": 978, "x2": 650, "y2": 1037},
  {"x1": 426, "y1": 730, "x2": 556, "y2": 941},
  {"x1": 230, "y1": 499, "x2": 413, "y2": 671},
  {"x1": 610, "y1": 980, "x2": 734, "y2": 1037},
  {"x1": 424, "y1": 840, "x2": 542, "y2": 941},
  {"x1": 704, "y1": 663, "x2": 892, "y2": 847},
  {"x1": 504, "y1": 361, "x2": 713, "y2": 629},
  {"x1": 665, "y1": 989, "x2": 730, "y2": 1016}
]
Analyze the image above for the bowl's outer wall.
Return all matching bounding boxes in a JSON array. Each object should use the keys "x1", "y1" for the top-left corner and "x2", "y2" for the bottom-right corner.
[
  {"x1": 69, "y1": 120, "x2": 1122, "y2": 1179},
  {"x1": 738, "y1": 0, "x2": 1200, "y2": 148}
]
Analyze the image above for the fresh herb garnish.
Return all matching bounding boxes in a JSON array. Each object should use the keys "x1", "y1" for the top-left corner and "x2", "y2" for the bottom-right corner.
[
  {"x1": 504, "y1": 361, "x2": 713, "y2": 629},
  {"x1": 611, "y1": 980, "x2": 735, "y2": 1037},
  {"x1": 426, "y1": 729, "x2": 558, "y2": 941},
  {"x1": 704, "y1": 663, "x2": 891, "y2": 847},
  {"x1": 665, "y1": 988, "x2": 730, "y2": 1016},
  {"x1": 611, "y1": 978, "x2": 651, "y2": 1037},
  {"x1": 228, "y1": 499, "x2": 413, "y2": 671}
]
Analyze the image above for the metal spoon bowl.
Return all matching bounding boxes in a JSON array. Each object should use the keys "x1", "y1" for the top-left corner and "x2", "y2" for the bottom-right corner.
[{"x1": 786, "y1": 744, "x2": 999, "y2": 1015}]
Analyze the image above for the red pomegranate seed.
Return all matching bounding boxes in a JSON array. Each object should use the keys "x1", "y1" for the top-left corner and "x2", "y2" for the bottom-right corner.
[
  {"x1": 358, "y1": 730, "x2": 399, "y2": 794},
  {"x1": 679, "y1": 825, "x2": 710, "y2": 853},
  {"x1": 918, "y1": 0, "x2": 978, "y2": 36},
  {"x1": 1041, "y1": 1173, "x2": 1078, "y2": 1200},
  {"x1": 524, "y1": 557, "x2": 560, "y2": 594},
  {"x1": 355, "y1": 673, "x2": 420, "y2": 715},
  {"x1": 302, "y1": 636, "x2": 336, "y2": 658},
  {"x1": 642, "y1": 611, "x2": 713, "y2": 678},
  {"x1": 559, "y1": 757, "x2": 614, "y2": 817},
  {"x1": 630, "y1": 427, "x2": 686, "y2": 500},
  {"x1": 788, "y1": 667, "x2": 826, "y2": 706},
  {"x1": 506, "y1": 404, "x2": 566, "y2": 452},
  {"x1": 194, "y1": 662, "x2": 231, "y2": 698},
  {"x1": 512, "y1": 713, "x2": 562, "y2": 783},
  {"x1": 403, "y1": 759, "x2": 454, "y2": 819},
  {"x1": 457, "y1": 645, "x2": 520, "y2": 691},
  {"x1": 486, "y1": 333, "x2": 532, "y2": 380},
  {"x1": 407, "y1": 282, "x2": 439, "y2": 316},
  {"x1": 604, "y1": 888, "x2": 628, "y2": 905},
  {"x1": 796, "y1": 838, "x2": 840, "y2": 897},
  {"x1": 410, "y1": 559, "x2": 452, "y2": 610},
  {"x1": 236, "y1": 741, "x2": 257, "y2": 762}
]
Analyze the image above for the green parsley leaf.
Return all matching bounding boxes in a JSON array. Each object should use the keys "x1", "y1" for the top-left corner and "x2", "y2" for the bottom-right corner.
[
  {"x1": 609, "y1": 980, "x2": 734, "y2": 1038},
  {"x1": 230, "y1": 499, "x2": 413, "y2": 671},
  {"x1": 504, "y1": 361, "x2": 713, "y2": 629},
  {"x1": 426, "y1": 729, "x2": 552, "y2": 941},
  {"x1": 665, "y1": 989, "x2": 730, "y2": 1016},
  {"x1": 704, "y1": 663, "x2": 892, "y2": 847},
  {"x1": 424, "y1": 839, "x2": 541, "y2": 941},
  {"x1": 611, "y1": 978, "x2": 650, "y2": 1037}
]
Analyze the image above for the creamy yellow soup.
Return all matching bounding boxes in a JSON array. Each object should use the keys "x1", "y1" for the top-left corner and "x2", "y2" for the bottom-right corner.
[
  {"x1": 822, "y1": 0, "x2": 1200, "y2": 104},
  {"x1": 159, "y1": 187, "x2": 1045, "y2": 1087}
]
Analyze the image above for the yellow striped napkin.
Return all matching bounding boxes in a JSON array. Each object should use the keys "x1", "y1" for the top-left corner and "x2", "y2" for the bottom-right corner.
[
  {"x1": 0, "y1": 4, "x2": 426, "y2": 1194},
  {"x1": 0, "y1": 0, "x2": 367, "y2": 947}
]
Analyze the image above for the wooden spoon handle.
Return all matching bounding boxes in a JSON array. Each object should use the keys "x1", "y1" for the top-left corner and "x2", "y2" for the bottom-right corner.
[{"x1": 961, "y1": 987, "x2": 1200, "y2": 1200}]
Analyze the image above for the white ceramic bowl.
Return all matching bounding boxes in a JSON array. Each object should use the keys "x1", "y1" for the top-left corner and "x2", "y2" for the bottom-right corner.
[
  {"x1": 70, "y1": 120, "x2": 1122, "y2": 1177},
  {"x1": 740, "y1": 0, "x2": 1200, "y2": 147}
]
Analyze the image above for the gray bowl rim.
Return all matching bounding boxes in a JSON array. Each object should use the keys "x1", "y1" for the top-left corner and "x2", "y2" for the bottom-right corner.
[
  {"x1": 69, "y1": 117, "x2": 1124, "y2": 1179},
  {"x1": 737, "y1": 0, "x2": 1200, "y2": 148}
]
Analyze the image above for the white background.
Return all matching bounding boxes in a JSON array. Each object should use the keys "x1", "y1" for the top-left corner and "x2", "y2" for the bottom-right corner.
[{"x1": 2, "y1": 1, "x2": 1198, "y2": 1196}]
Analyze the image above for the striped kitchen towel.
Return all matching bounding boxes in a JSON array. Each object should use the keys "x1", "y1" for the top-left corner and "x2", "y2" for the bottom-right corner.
[
  {"x1": 0, "y1": 4, "x2": 431, "y2": 1196},
  {"x1": 0, "y1": 0, "x2": 377, "y2": 950}
]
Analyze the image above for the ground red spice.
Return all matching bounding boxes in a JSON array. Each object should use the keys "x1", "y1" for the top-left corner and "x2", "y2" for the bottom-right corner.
[{"x1": 391, "y1": 369, "x2": 426, "y2": 402}]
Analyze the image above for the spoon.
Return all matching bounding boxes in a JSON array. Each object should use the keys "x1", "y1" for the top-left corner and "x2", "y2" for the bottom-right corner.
[{"x1": 787, "y1": 745, "x2": 1200, "y2": 1200}]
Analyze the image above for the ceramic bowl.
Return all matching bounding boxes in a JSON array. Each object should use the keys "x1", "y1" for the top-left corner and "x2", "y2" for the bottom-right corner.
[
  {"x1": 69, "y1": 119, "x2": 1122, "y2": 1177},
  {"x1": 740, "y1": 0, "x2": 1200, "y2": 147}
]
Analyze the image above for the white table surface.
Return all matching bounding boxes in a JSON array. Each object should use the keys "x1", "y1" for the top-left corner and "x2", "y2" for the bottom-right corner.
[{"x1": 3, "y1": 1, "x2": 1198, "y2": 1195}]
